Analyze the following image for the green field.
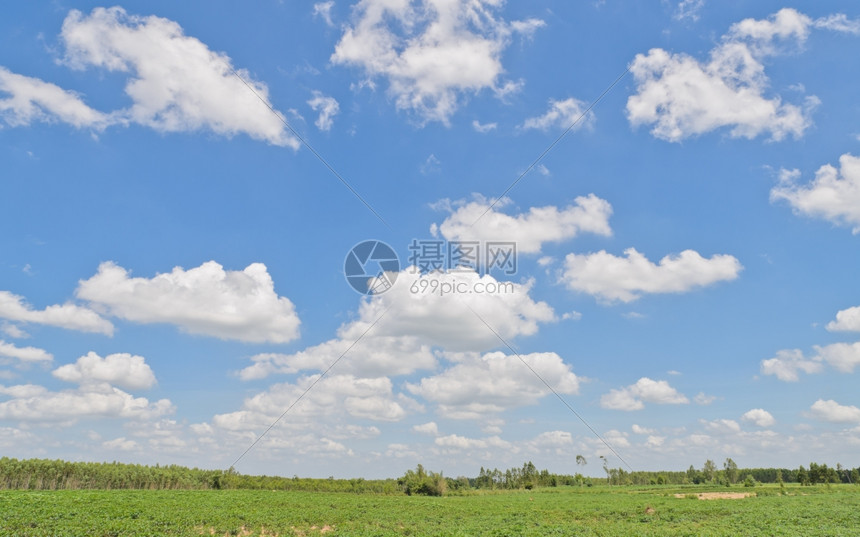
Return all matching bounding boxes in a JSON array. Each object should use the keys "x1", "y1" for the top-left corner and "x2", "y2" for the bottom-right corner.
[{"x1": 2, "y1": 485, "x2": 859, "y2": 536}]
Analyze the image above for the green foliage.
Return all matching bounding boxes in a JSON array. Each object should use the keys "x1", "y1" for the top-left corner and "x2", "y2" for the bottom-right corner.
[
  {"x1": 743, "y1": 475, "x2": 757, "y2": 487},
  {"x1": 3, "y1": 485, "x2": 860, "y2": 536},
  {"x1": 397, "y1": 465, "x2": 446, "y2": 496}
]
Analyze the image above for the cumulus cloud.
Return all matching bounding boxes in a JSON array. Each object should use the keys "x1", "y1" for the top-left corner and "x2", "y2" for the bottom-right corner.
[
  {"x1": 761, "y1": 343, "x2": 860, "y2": 381},
  {"x1": 331, "y1": 0, "x2": 544, "y2": 124},
  {"x1": 213, "y1": 374, "x2": 415, "y2": 430},
  {"x1": 432, "y1": 194, "x2": 613, "y2": 254},
  {"x1": 0, "y1": 382, "x2": 172, "y2": 423},
  {"x1": 522, "y1": 97, "x2": 593, "y2": 131},
  {"x1": 307, "y1": 91, "x2": 340, "y2": 131},
  {"x1": 771, "y1": 154, "x2": 860, "y2": 234},
  {"x1": 760, "y1": 349, "x2": 823, "y2": 381},
  {"x1": 239, "y1": 268, "x2": 554, "y2": 381},
  {"x1": 701, "y1": 418, "x2": 741, "y2": 434},
  {"x1": 52, "y1": 352, "x2": 156, "y2": 390},
  {"x1": 742, "y1": 408, "x2": 776, "y2": 427},
  {"x1": 0, "y1": 66, "x2": 109, "y2": 128},
  {"x1": 561, "y1": 248, "x2": 741, "y2": 303},
  {"x1": 76, "y1": 261, "x2": 300, "y2": 344},
  {"x1": 434, "y1": 433, "x2": 511, "y2": 451},
  {"x1": 0, "y1": 340, "x2": 52, "y2": 364},
  {"x1": 600, "y1": 377, "x2": 689, "y2": 411},
  {"x1": 407, "y1": 351, "x2": 581, "y2": 419},
  {"x1": 827, "y1": 304, "x2": 860, "y2": 331},
  {"x1": 59, "y1": 7, "x2": 298, "y2": 147},
  {"x1": 627, "y1": 8, "x2": 820, "y2": 142},
  {"x1": 413, "y1": 421, "x2": 439, "y2": 435},
  {"x1": 0, "y1": 290, "x2": 113, "y2": 335},
  {"x1": 809, "y1": 399, "x2": 860, "y2": 424}
]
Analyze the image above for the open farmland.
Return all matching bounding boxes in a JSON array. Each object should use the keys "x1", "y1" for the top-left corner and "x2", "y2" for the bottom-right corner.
[{"x1": 2, "y1": 485, "x2": 859, "y2": 536}]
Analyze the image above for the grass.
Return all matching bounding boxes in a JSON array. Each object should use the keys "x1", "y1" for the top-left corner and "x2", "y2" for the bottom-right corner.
[{"x1": 2, "y1": 484, "x2": 859, "y2": 536}]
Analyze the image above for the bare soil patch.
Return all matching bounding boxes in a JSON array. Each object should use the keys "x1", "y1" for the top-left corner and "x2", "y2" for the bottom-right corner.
[{"x1": 674, "y1": 492, "x2": 755, "y2": 500}]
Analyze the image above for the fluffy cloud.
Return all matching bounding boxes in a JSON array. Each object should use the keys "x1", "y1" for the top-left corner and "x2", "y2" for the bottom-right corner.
[
  {"x1": 307, "y1": 91, "x2": 340, "y2": 131},
  {"x1": 331, "y1": 0, "x2": 543, "y2": 124},
  {"x1": 561, "y1": 248, "x2": 741, "y2": 303},
  {"x1": 240, "y1": 268, "x2": 554, "y2": 381},
  {"x1": 213, "y1": 373, "x2": 415, "y2": 431},
  {"x1": 742, "y1": 408, "x2": 776, "y2": 427},
  {"x1": 52, "y1": 352, "x2": 156, "y2": 390},
  {"x1": 406, "y1": 351, "x2": 581, "y2": 419},
  {"x1": 809, "y1": 399, "x2": 860, "y2": 424},
  {"x1": 60, "y1": 7, "x2": 298, "y2": 147},
  {"x1": 0, "y1": 383, "x2": 172, "y2": 423},
  {"x1": 0, "y1": 290, "x2": 113, "y2": 335},
  {"x1": 827, "y1": 304, "x2": 860, "y2": 331},
  {"x1": 0, "y1": 340, "x2": 52, "y2": 364},
  {"x1": 0, "y1": 66, "x2": 109, "y2": 128},
  {"x1": 760, "y1": 349, "x2": 823, "y2": 382},
  {"x1": 600, "y1": 377, "x2": 689, "y2": 411},
  {"x1": 433, "y1": 194, "x2": 612, "y2": 254},
  {"x1": 771, "y1": 154, "x2": 860, "y2": 234},
  {"x1": 76, "y1": 261, "x2": 300, "y2": 344},
  {"x1": 761, "y1": 343, "x2": 860, "y2": 381},
  {"x1": 313, "y1": 1, "x2": 335, "y2": 26},
  {"x1": 522, "y1": 97, "x2": 593, "y2": 131},
  {"x1": 627, "y1": 8, "x2": 819, "y2": 142},
  {"x1": 434, "y1": 433, "x2": 511, "y2": 450},
  {"x1": 412, "y1": 421, "x2": 439, "y2": 435}
]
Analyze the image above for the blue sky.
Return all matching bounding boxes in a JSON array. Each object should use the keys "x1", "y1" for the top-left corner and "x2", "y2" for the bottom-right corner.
[{"x1": 2, "y1": 1, "x2": 860, "y2": 479}]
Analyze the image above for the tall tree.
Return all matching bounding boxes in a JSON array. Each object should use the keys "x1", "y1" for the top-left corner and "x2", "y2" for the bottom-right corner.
[
  {"x1": 723, "y1": 458, "x2": 739, "y2": 484},
  {"x1": 702, "y1": 460, "x2": 717, "y2": 483}
]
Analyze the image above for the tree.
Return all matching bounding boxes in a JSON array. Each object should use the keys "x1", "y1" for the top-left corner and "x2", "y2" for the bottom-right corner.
[
  {"x1": 576, "y1": 455, "x2": 587, "y2": 468},
  {"x1": 702, "y1": 460, "x2": 717, "y2": 483},
  {"x1": 797, "y1": 465, "x2": 811, "y2": 486},
  {"x1": 600, "y1": 456, "x2": 611, "y2": 486},
  {"x1": 723, "y1": 458, "x2": 739, "y2": 485}
]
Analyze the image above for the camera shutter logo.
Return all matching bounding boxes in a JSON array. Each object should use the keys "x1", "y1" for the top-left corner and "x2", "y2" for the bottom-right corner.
[{"x1": 344, "y1": 240, "x2": 400, "y2": 295}]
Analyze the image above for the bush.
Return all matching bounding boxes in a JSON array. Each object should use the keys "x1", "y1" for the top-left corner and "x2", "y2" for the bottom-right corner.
[{"x1": 743, "y1": 475, "x2": 757, "y2": 488}]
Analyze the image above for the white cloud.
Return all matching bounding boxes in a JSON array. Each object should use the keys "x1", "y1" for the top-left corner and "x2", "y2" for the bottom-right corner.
[
  {"x1": 522, "y1": 97, "x2": 593, "y2": 131},
  {"x1": 412, "y1": 421, "x2": 439, "y2": 435},
  {"x1": 813, "y1": 14, "x2": 860, "y2": 35},
  {"x1": 693, "y1": 392, "x2": 717, "y2": 405},
  {"x1": 407, "y1": 351, "x2": 581, "y2": 419},
  {"x1": 627, "y1": 8, "x2": 819, "y2": 142},
  {"x1": 771, "y1": 154, "x2": 860, "y2": 234},
  {"x1": 0, "y1": 323, "x2": 28, "y2": 339},
  {"x1": 761, "y1": 343, "x2": 860, "y2": 380},
  {"x1": 742, "y1": 408, "x2": 776, "y2": 427},
  {"x1": 562, "y1": 248, "x2": 742, "y2": 303},
  {"x1": 52, "y1": 352, "x2": 156, "y2": 391},
  {"x1": 421, "y1": 153, "x2": 441, "y2": 175},
  {"x1": 434, "y1": 433, "x2": 511, "y2": 450},
  {"x1": 561, "y1": 311, "x2": 582, "y2": 321},
  {"x1": 809, "y1": 399, "x2": 860, "y2": 424},
  {"x1": 472, "y1": 119, "x2": 497, "y2": 133},
  {"x1": 60, "y1": 7, "x2": 298, "y2": 147},
  {"x1": 433, "y1": 194, "x2": 612, "y2": 254},
  {"x1": 103, "y1": 437, "x2": 140, "y2": 451},
  {"x1": 701, "y1": 418, "x2": 741, "y2": 434},
  {"x1": 827, "y1": 304, "x2": 860, "y2": 331},
  {"x1": 760, "y1": 349, "x2": 822, "y2": 382},
  {"x1": 812, "y1": 342, "x2": 860, "y2": 374},
  {"x1": 674, "y1": 0, "x2": 705, "y2": 22},
  {"x1": 0, "y1": 66, "x2": 109, "y2": 128},
  {"x1": 240, "y1": 268, "x2": 555, "y2": 381},
  {"x1": 0, "y1": 340, "x2": 52, "y2": 363},
  {"x1": 313, "y1": 1, "x2": 336, "y2": 27},
  {"x1": 213, "y1": 374, "x2": 414, "y2": 430},
  {"x1": 0, "y1": 382, "x2": 173, "y2": 423},
  {"x1": 76, "y1": 261, "x2": 300, "y2": 344},
  {"x1": 600, "y1": 377, "x2": 689, "y2": 411},
  {"x1": 331, "y1": 0, "x2": 544, "y2": 124},
  {"x1": 307, "y1": 90, "x2": 340, "y2": 131},
  {"x1": 0, "y1": 290, "x2": 113, "y2": 335}
]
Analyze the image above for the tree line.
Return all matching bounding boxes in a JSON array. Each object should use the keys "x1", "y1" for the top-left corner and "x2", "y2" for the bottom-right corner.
[{"x1": 1, "y1": 456, "x2": 857, "y2": 493}]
